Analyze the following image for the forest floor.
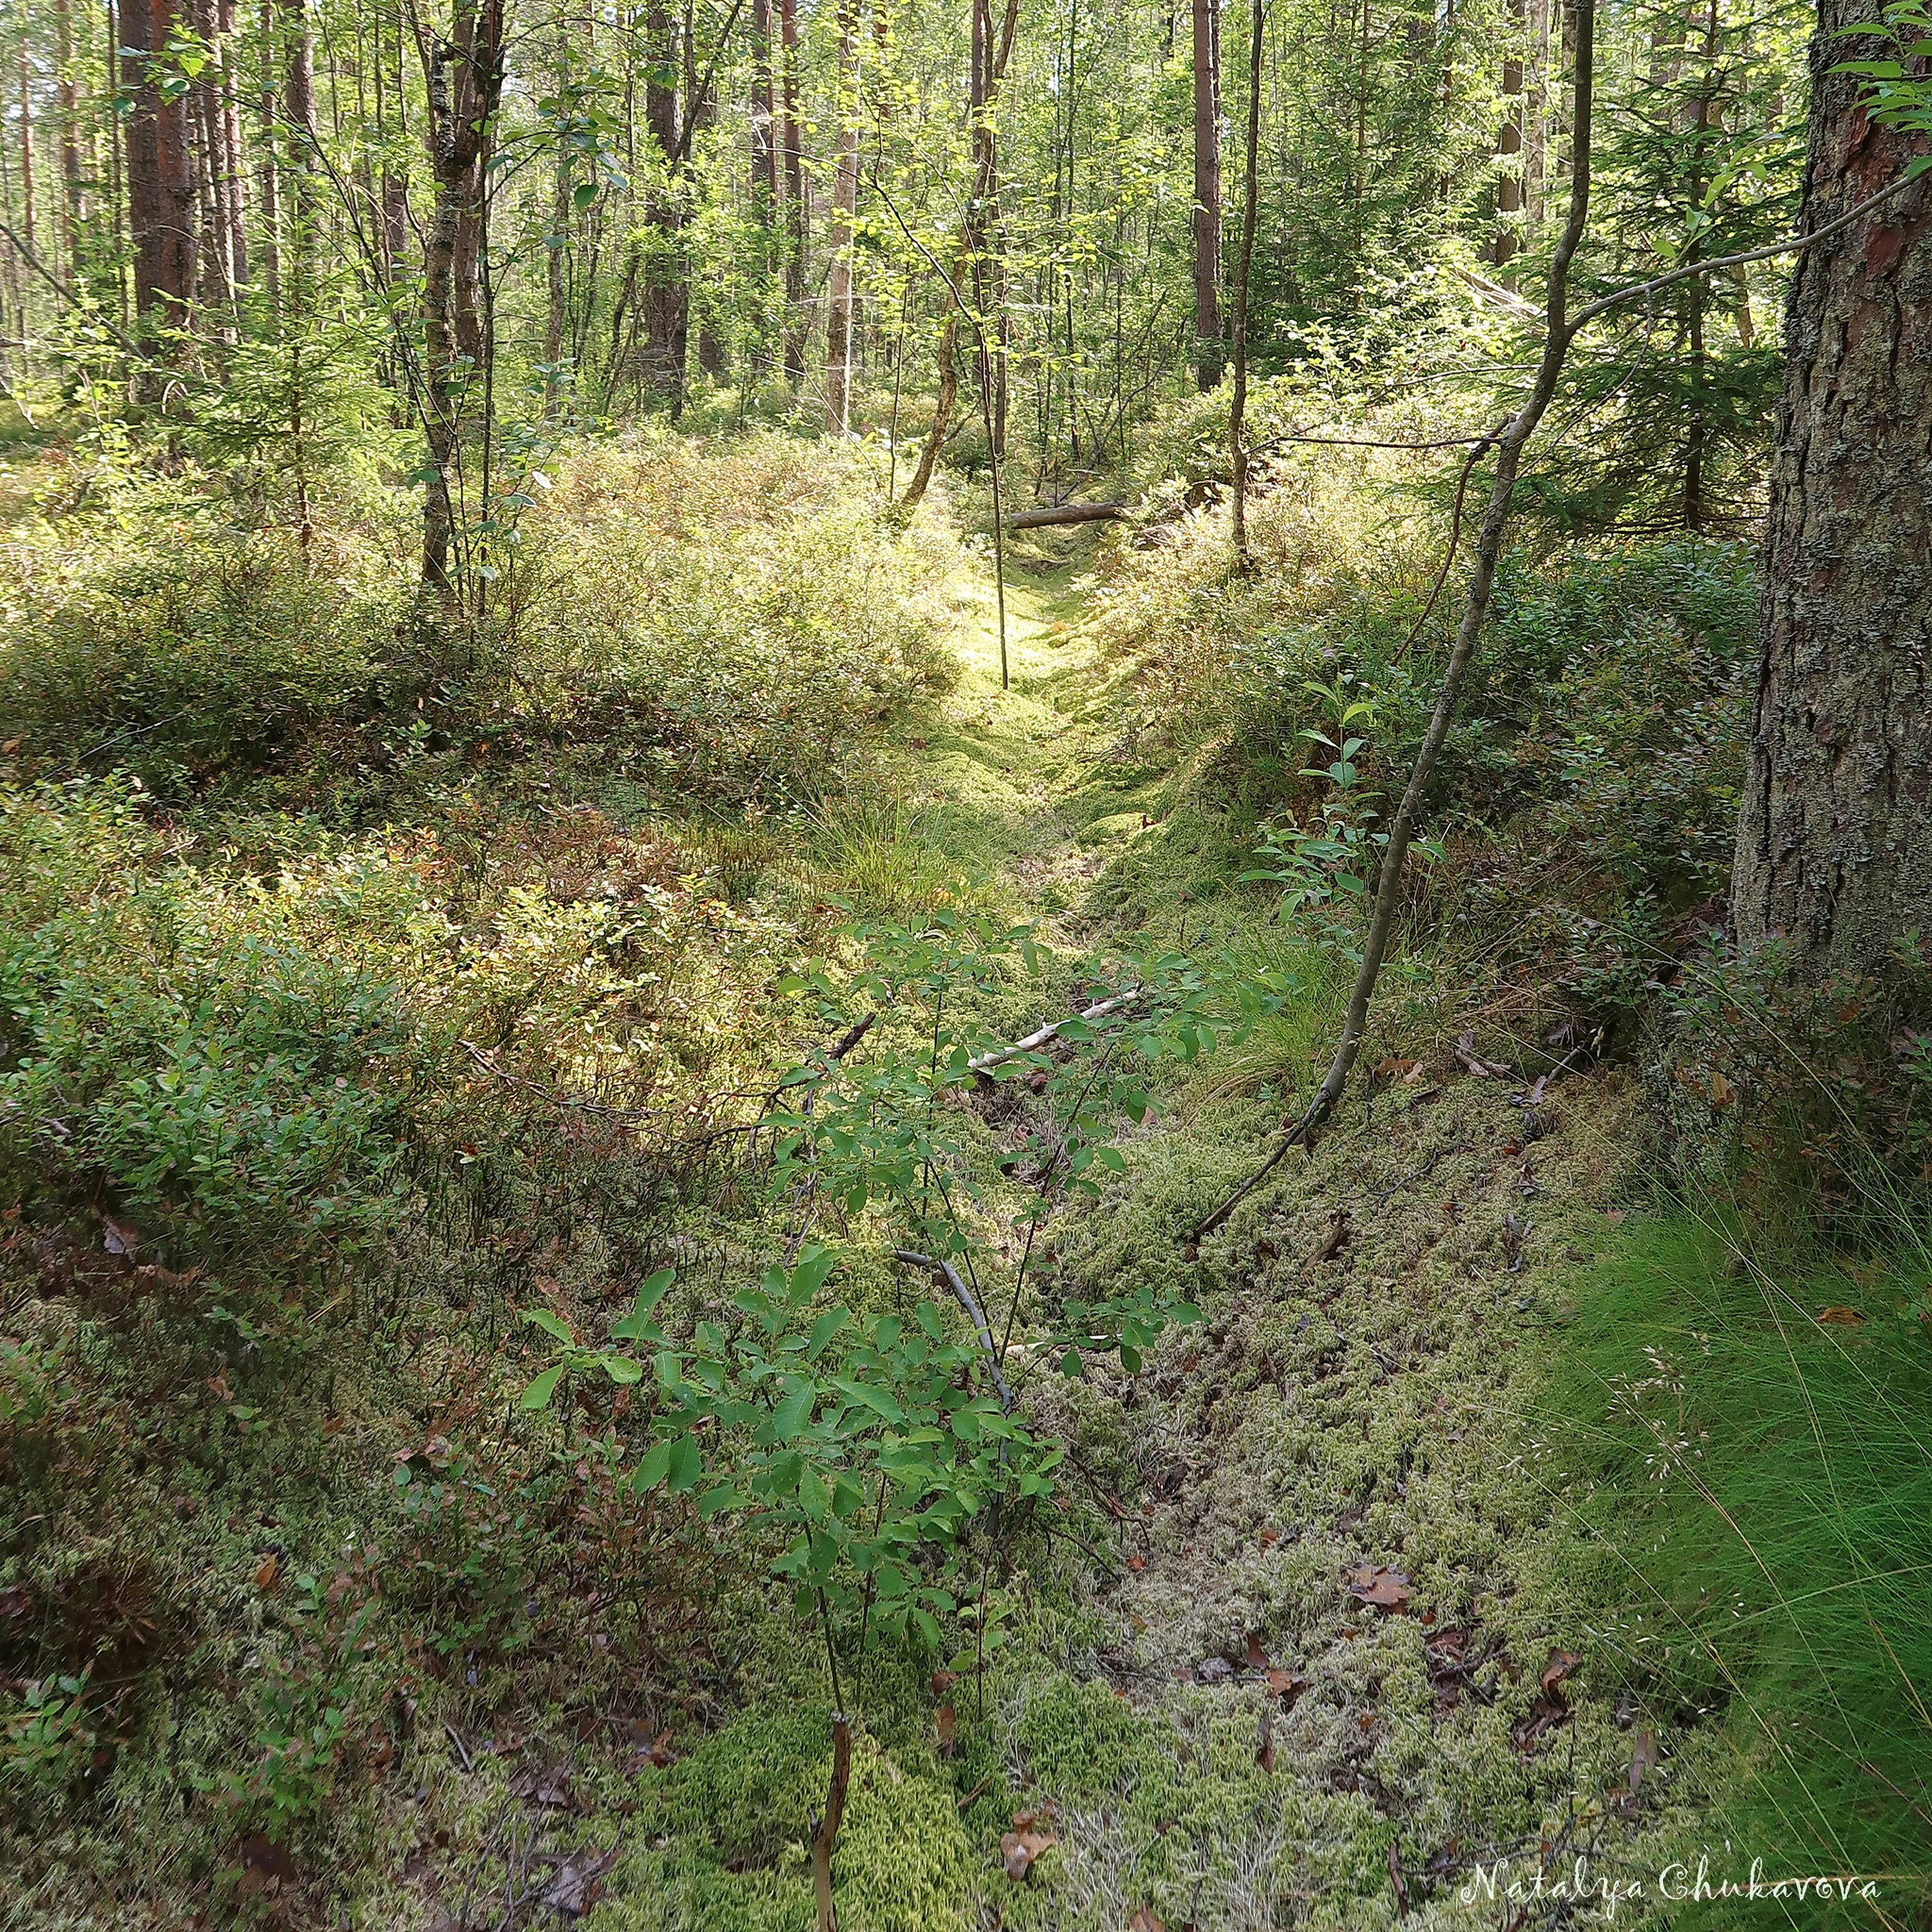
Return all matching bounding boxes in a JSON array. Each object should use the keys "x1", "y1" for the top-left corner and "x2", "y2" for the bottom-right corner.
[{"x1": 737, "y1": 535, "x2": 1718, "y2": 1930}]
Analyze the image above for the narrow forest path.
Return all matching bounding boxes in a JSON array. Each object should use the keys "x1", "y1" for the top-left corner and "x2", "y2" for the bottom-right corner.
[{"x1": 869, "y1": 539, "x2": 1703, "y2": 1928}]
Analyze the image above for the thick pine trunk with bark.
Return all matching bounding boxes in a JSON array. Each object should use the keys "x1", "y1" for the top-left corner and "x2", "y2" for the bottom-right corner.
[{"x1": 1731, "y1": 0, "x2": 1932, "y2": 977}]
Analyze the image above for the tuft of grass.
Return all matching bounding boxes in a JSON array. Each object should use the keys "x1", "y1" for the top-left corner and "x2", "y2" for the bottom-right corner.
[{"x1": 1539, "y1": 1209, "x2": 1932, "y2": 1921}]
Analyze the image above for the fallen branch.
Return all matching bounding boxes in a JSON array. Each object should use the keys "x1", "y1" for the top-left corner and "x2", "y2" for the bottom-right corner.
[
  {"x1": 1007, "y1": 499, "x2": 1128, "y2": 530},
  {"x1": 967, "y1": 987, "x2": 1142, "y2": 1077},
  {"x1": 894, "y1": 1250, "x2": 1015, "y2": 1408}
]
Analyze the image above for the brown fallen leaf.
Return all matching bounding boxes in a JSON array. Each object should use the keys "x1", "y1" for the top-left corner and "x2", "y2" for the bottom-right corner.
[
  {"x1": 102, "y1": 1216, "x2": 141, "y2": 1257},
  {"x1": 936, "y1": 1705, "x2": 957, "y2": 1757},
  {"x1": 509, "y1": 1761, "x2": 575, "y2": 1807},
  {"x1": 543, "y1": 1841, "x2": 620, "y2": 1917},
  {"x1": 1709, "y1": 1069, "x2": 1736, "y2": 1108},
  {"x1": 1628, "y1": 1728, "x2": 1659, "y2": 1794},
  {"x1": 1244, "y1": 1631, "x2": 1269, "y2": 1669},
  {"x1": 253, "y1": 1553, "x2": 281, "y2": 1592},
  {"x1": 238, "y1": 1835, "x2": 295, "y2": 1893},
  {"x1": 1817, "y1": 1306, "x2": 1866, "y2": 1327},
  {"x1": 1539, "y1": 1649, "x2": 1583, "y2": 1700},
  {"x1": 931, "y1": 1668, "x2": 958, "y2": 1695},
  {"x1": 1345, "y1": 1563, "x2": 1411, "y2": 1612},
  {"x1": 647, "y1": 1730, "x2": 677, "y2": 1769},
  {"x1": 1126, "y1": 1553, "x2": 1147, "y2": 1572},
  {"x1": 1266, "y1": 1667, "x2": 1309, "y2": 1705},
  {"x1": 1257, "y1": 1527, "x2": 1281, "y2": 1549},
  {"x1": 1001, "y1": 1827, "x2": 1056, "y2": 1881},
  {"x1": 1127, "y1": 1910, "x2": 1167, "y2": 1932},
  {"x1": 1307, "y1": 1211, "x2": 1352, "y2": 1266}
]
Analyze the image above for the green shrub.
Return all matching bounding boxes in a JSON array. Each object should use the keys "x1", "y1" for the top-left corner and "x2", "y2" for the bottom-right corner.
[
  {"x1": 0, "y1": 530, "x2": 384, "y2": 795},
  {"x1": 516, "y1": 438, "x2": 956, "y2": 802}
]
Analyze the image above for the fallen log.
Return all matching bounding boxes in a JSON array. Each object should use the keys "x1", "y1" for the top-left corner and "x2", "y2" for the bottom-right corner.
[{"x1": 1006, "y1": 499, "x2": 1129, "y2": 530}]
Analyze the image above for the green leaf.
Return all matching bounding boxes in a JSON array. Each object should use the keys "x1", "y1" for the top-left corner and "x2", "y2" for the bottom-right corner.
[
  {"x1": 667, "y1": 1433, "x2": 703, "y2": 1493},
  {"x1": 574, "y1": 180, "x2": 599, "y2": 208},
  {"x1": 798, "y1": 1465, "x2": 831, "y2": 1521},
  {"x1": 791, "y1": 1246, "x2": 840, "y2": 1300},
  {"x1": 632, "y1": 1437, "x2": 674, "y2": 1491},
  {"x1": 808, "y1": 1306, "x2": 850, "y2": 1358},
  {"x1": 523, "y1": 1308, "x2": 574, "y2": 1343},
  {"x1": 611, "y1": 1270, "x2": 675, "y2": 1339},
  {"x1": 596, "y1": 1355, "x2": 643, "y2": 1385},
  {"x1": 771, "y1": 1380, "x2": 817, "y2": 1440},
  {"x1": 520, "y1": 1363, "x2": 566, "y2": 1410}
]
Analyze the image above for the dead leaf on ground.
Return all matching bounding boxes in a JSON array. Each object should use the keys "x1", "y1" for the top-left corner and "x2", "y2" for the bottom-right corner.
[
  {"x1": 1266, "y1": 1667, "x2": 1309, "y2": 1705},
  {"x1": 1125, "y1": 1553, "x2": 1146, "y2": 1572},
  {"x1": 253, "y1": 1553, "x2": 280, "y2": 1592},
  {"x1": 1345, "y1": 1563, "x2": 1411, "y2": 1612},
  {"x1": 1628, "y1": 1728, "x2": 1659, "y2": 1793},
  {"x1": 543, "y1": 1842, "x2": 620, "y2": 1917},
  {"x1": 1196, "y1": 1656, "x2": 1234, "y2": 1684},
  {"x1": 238, "y1": 1835, "x2": 295, "y2": 1893},
  {"x1": 1244, "y1": 1631, "x2": 1269, "y2": 1669},
  {"x1": 1709, "y1": 1069, "x2": 1736, "y2": 1108},
  {"x1": 1539, "y1": 1649, "x2": 1582, "y2": 1699},
  {"x1": 509, "y1": 1761, "x2": 576, "y2": 1807},
  {"x1": 931, "y1": 1668, "x2": 958, "y2": 1695},
  {"x1": 1001, "y1": 1824, "x2": 1057, "y2": 1881},
  {"x1": 936, "y1": 1705, "x2": 957, "y2": 1757},
  {"x1": 1307, "y1": 1212, "x2": 1352, "y2": 1266},
  {"x1": 101, "y1": 1216, "x2": 141, "y2": 1257},
  {"x1": 1817, "y1": 1306, "x2": 1866, "y2": 1327},
  {"x1": 1127, "y1": 1909, "x2": 1167, "y2": 1932}
]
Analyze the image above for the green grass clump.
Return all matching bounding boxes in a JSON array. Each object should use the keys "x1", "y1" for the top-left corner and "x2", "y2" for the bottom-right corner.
[{"x1": 1541, "y1": 1213, "x2": 1932, "y2": 1921}]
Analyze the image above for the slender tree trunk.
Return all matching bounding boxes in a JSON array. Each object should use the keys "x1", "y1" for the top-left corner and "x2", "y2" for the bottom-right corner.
[
  {"x1": 1731, "y1": 0, "x2": 1932, "y2": 976},
  {"x1": 257, "y1": 0, "x2": 282, "y2": 312},
  {"x1": 1191, "y1": 0, "x2": 1222, "y2": 386},
  {"x1": 1229, "y1": 0, "x2": 1263, "y2": 560},
  {"x1": 638, "y1": 0, "x2": 689, "y2": 411},
  {"x1": 824, "y1": 0, "x2": 861, "y2": 434},
  {"x1": 218, "y1": 0, "x2": 247, "y2": 290},
  {"x1": 55, "y1": 0, "x2": 81, "y2": 274},
  {"x1": 279, "y1": 0, "x2": 317, "y2": 310},
  {"x1": 778, "y1": 0, "x2": 807, "y2": 386},
  {"x1": 1492, "y1": 0, "x2": 1524, "y2": 264},
  {"x1": 422, "y1": 0, "x2": 507, "y2": 598}
]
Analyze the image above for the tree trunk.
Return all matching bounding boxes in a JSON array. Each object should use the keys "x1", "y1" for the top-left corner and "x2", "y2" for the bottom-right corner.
[
  {"x1": 824, "y1": 0, "x2": 861, "y2": 435},
  {"x1": 1731, "y1": 0, "x2": 1932, "y2": 978},
  {"x1": 279, "y1": 0, "x2": 318, "y2": 309},
  {"x1": 1191, "y1": 0, "x2": 1222, "y2": 387},
  {"x1": 639, "y1": 0, "x2": 689, "y2": 412},
  {"x1": 1491, "y1": 0, "x2": 1525, "y2": 265},
  {"x1": 1229, "y1": 0, "x2": 1262, "y2": 559},
  {"x1": 126, "y1": 0, "x2": 195, "y2": 373},
  {"x1": 55, "y1": 0, "x2": 82, "y2": 273},
  {"x1": 422, "y1": 0, "x2": 507, "y2": 597},
  {"x1": 778, "y1": 0, "x2": 807, "y2": 386},
  {"x1": 257, "y1": 0, "x2": 281, "y2": 312}
]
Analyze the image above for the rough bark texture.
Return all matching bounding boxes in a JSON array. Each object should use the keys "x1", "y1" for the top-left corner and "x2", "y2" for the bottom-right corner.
[
  {"x1": 1731, "y1": 0, "x2": 1932, "y2": 978},
  {"x1": 126, "y1": 0, "x2": 196, "y2": 358}
]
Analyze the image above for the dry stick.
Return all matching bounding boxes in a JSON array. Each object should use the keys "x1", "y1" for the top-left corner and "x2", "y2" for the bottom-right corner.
[
  {"x1": 1189, "y1": 25, "x2": 1924, "y2": 1250},
  {"x1": 1190, "y1": 0, "x2": 1600, "y2": 1246},
  {"x1": 964, "y1": 984, "x2": 1142, "y2": 1076},
  {"x1": 893, "y1": 1250, "x2": 1015, "y2": 1407}
]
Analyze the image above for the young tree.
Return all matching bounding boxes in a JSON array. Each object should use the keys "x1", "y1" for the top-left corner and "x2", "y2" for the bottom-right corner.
[
  {"x1": 1731, "y1": 0, "x2": 1932, "y2": 976},
  {"x1": 1191, "y1": 0, "x2": 1222, "y2": 386}
]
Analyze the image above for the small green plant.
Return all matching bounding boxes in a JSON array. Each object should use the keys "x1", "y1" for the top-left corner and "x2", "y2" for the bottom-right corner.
[{"x1": 0, "y1": 1673, "x2": 98, "y2": 1808}]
